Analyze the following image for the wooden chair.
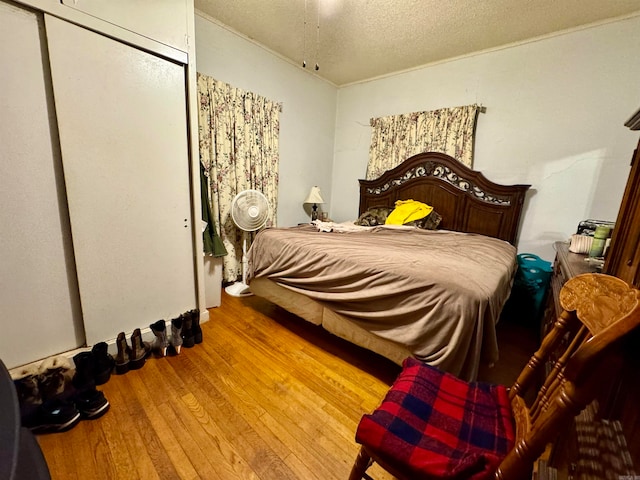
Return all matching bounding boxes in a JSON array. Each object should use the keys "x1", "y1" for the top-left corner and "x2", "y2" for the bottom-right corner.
[{"x1": 349, "y1": 273, "x2": 640, "y2": 480}]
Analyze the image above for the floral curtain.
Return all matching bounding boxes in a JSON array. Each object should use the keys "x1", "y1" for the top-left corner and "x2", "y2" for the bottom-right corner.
[
  {"x1": 197, "y1": 73, "x2": 280, "y2": 283},
  {"x1": 366, "y1": 104, "x2": 480, "y2": 180}
]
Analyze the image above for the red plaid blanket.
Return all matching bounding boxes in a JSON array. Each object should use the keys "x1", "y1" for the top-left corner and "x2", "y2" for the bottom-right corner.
[{"x1": 356, "y1": 358, "x2": 515, "y2": 480}]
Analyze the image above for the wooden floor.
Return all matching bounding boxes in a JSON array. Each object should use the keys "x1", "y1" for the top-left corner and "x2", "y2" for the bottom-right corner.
[{"x1": 38, "y1": 292, "x2": 537, "y2": 480}]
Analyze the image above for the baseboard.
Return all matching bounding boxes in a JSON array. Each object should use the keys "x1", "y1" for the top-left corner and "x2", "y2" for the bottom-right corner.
[{"x1": 9, "y1": 311, "x2": 210, "y2": 377}]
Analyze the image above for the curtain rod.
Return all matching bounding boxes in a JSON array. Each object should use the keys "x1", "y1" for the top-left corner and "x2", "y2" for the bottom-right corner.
[{"x1": 369, "y1": 104, "x2": 486, "y2": 126}]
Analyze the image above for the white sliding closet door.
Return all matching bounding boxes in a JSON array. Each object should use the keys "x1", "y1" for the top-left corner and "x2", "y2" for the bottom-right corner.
[
  {"x1": 45, "y1": 15, "x2": 196, "y2": 344},
  {"x1": 0, "y1": 3, "x2": 83, "y2": 368}
]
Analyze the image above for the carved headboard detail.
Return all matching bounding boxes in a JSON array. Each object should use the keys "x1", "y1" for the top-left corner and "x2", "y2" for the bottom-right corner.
[{"x1": 359, "y1": 152, "x2": 530, "y2": 245}]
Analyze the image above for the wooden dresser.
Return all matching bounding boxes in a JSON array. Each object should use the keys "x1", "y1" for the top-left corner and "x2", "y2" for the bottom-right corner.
[
  {"x1": 605, "y1": 109, "x2": 640, "y2": 288},
  {"x1": 539, "y1": 112, "x2": 640, "y2": 477},
  {"x1": 541, "y1": 242, "x2": 599, "y2": 338}
]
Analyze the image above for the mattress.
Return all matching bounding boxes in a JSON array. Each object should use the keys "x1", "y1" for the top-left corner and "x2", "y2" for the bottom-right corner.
[{"x1": 247, "y1": 223, "x2": 517, "y2": 379}]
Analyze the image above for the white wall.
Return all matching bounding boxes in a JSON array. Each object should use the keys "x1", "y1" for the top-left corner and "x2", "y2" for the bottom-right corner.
[
  {"x1": 195, "y1": 12, "x2": 337, "y2": 227},
  {"x1": 333, "y1": 15, "x2": 640, "y2": 261}
]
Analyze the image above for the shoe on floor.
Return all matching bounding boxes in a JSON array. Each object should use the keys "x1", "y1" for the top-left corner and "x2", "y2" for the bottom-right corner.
[
  {"x1": 74, "y1": 389, "x2": 110, "y2": 420},
  {"x1": 22, "y1": 398, "x2": 81, "y2": 434},
  {"x1": 91, "y1": 342, "x2": 115, "y2": 385}
]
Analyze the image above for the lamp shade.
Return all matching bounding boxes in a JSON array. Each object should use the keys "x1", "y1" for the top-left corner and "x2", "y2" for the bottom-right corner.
[{"x1": 303, "y1": 186, "x2": 324, "y2": 205}]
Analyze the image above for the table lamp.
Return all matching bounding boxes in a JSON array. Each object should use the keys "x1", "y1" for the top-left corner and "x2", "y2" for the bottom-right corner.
[{"x1": 304, "y1": 186, "x2": 324, "y2": 221}]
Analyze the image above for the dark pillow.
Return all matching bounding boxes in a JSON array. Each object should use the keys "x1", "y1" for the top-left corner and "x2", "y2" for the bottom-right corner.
[
  {"x1": 405, "y1": 210, "x2": 442, "y2": 230},
  {"x1": 355, "y1": 207, "x2": 392, "y2": 226}
]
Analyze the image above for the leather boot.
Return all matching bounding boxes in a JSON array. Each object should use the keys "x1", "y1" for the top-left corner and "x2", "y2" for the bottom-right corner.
[
  {"x1": 114, "y1": 332, "x2": 130, "y2": 374},
  {"x1": 149, "y1": 320, "x2": 169, "y2": 357},
  {"x1": 181, "y1": 313, "x2": 195, "y2": 348},
  {"x1": 129, "y1": 328, "x2": 147, "y2": 370},
  {"x1": 170, "y1": 317, "x2": 183, "y2": 354},
  {"x1": 191, "y1": 309, "x2": 203, "y2": 344},
  {"x1": 92, "y1": 342, "x2": 115, "y2": 385},
  {"x1": 72, "y1": 351, "x2": 96, "y2": 392}
]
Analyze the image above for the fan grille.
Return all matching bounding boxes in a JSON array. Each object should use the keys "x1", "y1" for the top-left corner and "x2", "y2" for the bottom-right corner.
[{"x1": 231, "y1": 190, "x2": 270, "y2": 231}]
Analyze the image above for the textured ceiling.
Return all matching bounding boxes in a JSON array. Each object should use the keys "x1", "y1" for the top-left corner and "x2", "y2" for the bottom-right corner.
[{"x1": 194, "y1": 0, "x2": 640, "y2": 86}]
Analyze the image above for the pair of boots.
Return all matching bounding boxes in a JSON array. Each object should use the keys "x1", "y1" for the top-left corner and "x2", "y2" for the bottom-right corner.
[
  {"x1": 12, "y1": 354, "x2": 110, "y2": 433},
  {"x1": 148, "y1": 309, "x2": 202, "y2": 356},
  {"x1": 181, "y1": 309, "x2": 203, "y2": 348},
  {"x1": 114, "y1": 309, "x2": 203, "y2": 371},
  {"x1": 148, "y1": 317, "x2": 183, "y2": 357},
  {"x1": 12, "y1": 355, "x2": 74, "y2": 406},
  {"x1": 72, "y1": 341, "x2": 115, "y2": 387},
  {"x1": 69, "y1": 346, "x2": 111, "y2": 424},
  {"x1": 114, "y1": 328, "x2": 147, "y2": 374}
]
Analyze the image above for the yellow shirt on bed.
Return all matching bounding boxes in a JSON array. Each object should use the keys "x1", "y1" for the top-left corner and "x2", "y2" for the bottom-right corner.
[{"x1": 385, "y1": 199, "x2": 434, "y2": 225}]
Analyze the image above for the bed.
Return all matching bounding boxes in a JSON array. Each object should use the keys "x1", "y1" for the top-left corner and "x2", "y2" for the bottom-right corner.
[{"x1": 247, "y1": 152, "x2": 530, "y2": 380}]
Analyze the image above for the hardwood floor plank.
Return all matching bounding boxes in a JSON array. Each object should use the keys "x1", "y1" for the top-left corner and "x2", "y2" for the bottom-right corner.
[
  {"x1": 38, "y1": 429, "x2": 80, "y2": 480},
  {"x1": 103, "y1": 376, "x2": 160, "y2": 480},
  {"x1": 280, "y1": 452, "x2": 322, "y2": 480},
  {"x1": 170, "y1": 352, "x2": 299, "y2": 480},
  {"x1": 207, "y1": 321, "x2": 363, "y2": 450},
  {"x1": 196, "y1": 314, "x2": 367, "y2": 476},
  {"x1": 214, "y1": 308, "x2": 384, "y2": 423},
  {"x1": 176, "y1": 391, "x2": 252, "y2": 480},
  {"x1": 155, "y1": 399, "x2": 221, "y2": 480},
  {"x1": 119, "y1": 373, "x2": 183, "y2": 479},
  {"x1": 183, "y1": 347, "x2": 292, "y2": 462},
  {"x1": 204, "y1": 315, "x2": 387, "y2": 476},
  {"x1": 194, "y1": 334, "x2": 346, "y2": 477},
  {"x1": 229, "y1": 317, "x2": 383, "y2": 410},
  {"x1": 35, "y1": 438, "x2": 59, "y2": 479},
  {"x1": 173, "y1": 356, "x2": 270, "y2": 480},
  {"x1": 86, "y1": 398, "x2": 135, "y2": 480}
]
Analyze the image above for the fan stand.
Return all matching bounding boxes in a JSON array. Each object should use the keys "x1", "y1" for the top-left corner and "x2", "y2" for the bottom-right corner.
[{"x1": 225, "y1": 232, "x2": 253, "y2": 297}]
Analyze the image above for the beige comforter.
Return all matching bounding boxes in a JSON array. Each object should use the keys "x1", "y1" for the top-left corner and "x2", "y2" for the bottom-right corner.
[{"x1": 246, "y1": 224, "x2": 517, "y2": 378}]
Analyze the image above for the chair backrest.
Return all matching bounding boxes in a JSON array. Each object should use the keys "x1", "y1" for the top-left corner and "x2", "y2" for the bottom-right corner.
[{"x1": 496, "y1": 273, "x2": 640, "y2": 479}]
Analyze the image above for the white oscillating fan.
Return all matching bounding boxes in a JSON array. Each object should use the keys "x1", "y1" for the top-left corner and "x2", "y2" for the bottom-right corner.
[{"x1": 225, "y1": 189, "x2": 270, "y2": 297}]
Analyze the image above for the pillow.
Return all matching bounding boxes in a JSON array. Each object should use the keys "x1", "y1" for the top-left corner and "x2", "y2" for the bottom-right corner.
[
  {"x1": 405, "y1": 210, "x2": 442, "y2": 230},
  {"x1": 354, "y1": 207, "x2": 392, "y2": 226}
]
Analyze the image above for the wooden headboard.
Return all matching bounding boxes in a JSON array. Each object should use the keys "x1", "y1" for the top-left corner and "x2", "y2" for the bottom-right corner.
[{"x1": 359, "y1": 152, "x2": 530, "y2": 245}]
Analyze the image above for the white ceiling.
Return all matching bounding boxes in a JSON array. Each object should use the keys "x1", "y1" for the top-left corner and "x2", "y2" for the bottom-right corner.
[{"x1": 194, "y1": 0, "x2": 640, "y2": 86}]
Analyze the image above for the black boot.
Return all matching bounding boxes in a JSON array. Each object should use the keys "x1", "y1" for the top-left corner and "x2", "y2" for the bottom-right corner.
[
  {"x1": 72, "y1": 351, "x2": 96, "y2": 392},
  {"x1": 92, "y1": 342, "x2": 115, "y2": 385},
  {"x1": 181, "y1": 313, "x2": 195, "y2": 348},
  {"x1": 191, "y1": 309, "x2": 203, "y2": 344}
]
